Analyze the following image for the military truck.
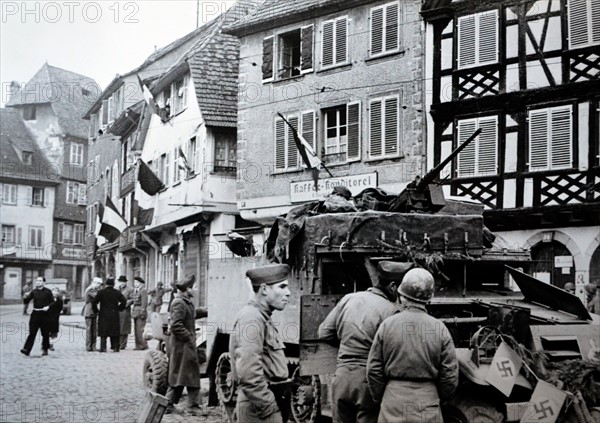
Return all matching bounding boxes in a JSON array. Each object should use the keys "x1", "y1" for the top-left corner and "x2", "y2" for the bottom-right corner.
[{"x1": 144, "y1": 133, "x2": 599, "y2": 421}]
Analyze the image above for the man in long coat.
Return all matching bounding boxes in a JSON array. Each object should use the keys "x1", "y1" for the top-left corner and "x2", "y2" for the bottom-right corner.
[
  {"x1": 318, "y1": 261, "x2": 411, "y2": 423},
  {"x1": 83, "y1": 277, "x2": 102, "y2": 351},
  {"x1": 367, "y1": 269, "x2": 458, "y2": 423},
  {"x1": 166, "y1": 275, "x2": 208, "y2": 416},
  {"x1": 230, "y1": 264, "x2": 292, "y2": 423},
  {"x1": 92, "y1": 278, "x2": 127, "y2": 352},
  {"x1": 117, "y1": 276, "x2": 133, "y2": 350}
]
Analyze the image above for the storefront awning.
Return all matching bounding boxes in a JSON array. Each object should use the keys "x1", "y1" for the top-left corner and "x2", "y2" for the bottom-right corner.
[{"x1": 176, "y1": 223, "x2": 198, "y2": 235}]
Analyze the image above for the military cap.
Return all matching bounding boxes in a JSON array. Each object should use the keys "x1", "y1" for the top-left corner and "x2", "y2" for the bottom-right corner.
[
  {"x1": 105, "y1": 278, "x2": 115, "y2": 286},
  {"x1": 332, "y1": 185, "x2": 352, "y2": 200},
  {"x1": 246, "y1": 264, "x2": 290, "y2": 286},
  {"x1": 378, "y1": 261, "x2": 414, "y2": 282},
  {"x1": 117, "y1": 275, "x2": 128, "y2": 282},
  {"x1": 134, "y1": 276, "x2": 146, "y2": 284},
  {"x1": 176, "y1": 275, "x2": 195, "y2": 291}
]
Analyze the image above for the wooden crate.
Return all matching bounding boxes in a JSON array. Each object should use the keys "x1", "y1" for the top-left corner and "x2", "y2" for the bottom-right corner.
[{"x1": 136, "y1": 391, "x2": 168, "y2": 423}]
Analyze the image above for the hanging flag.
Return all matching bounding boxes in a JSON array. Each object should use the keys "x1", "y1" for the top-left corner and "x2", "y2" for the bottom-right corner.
[
  {"x1": 137, "y1": 75, "x2": 159, "y2": 117},
  {"x1": 94, "y1": 203, "x2": 107, "y2": 247},
  {"x1": 137, "y1": 204, "x2": 154, "y2": 227},
  {"x1": 277, "y1": 112, "x2": 322, "y2": 191},
  {"x1": 520, "y1": 380, "x2": 567, "y2": 423},
  {"x1": 99, "y1": 196, "x2": 127, "y2": 242},
  {"x1": 137, "y1": 159, "x2": 164, "y2": 195},
  {"x1": 485, "y1": 341, "x2": 524, "y2": 397},
  {"x1": 177, "y1": 146, "x2": 192, "y2": 175}
]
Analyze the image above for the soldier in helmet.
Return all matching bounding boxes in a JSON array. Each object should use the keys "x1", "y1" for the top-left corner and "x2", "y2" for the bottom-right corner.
[
  {"x1": 318, "y1": 261, "x2": 413, "y2": 423},
  {"x1": 563, "y1": 282, "x2": 576, "y2": 294},
  {"x1": 585, "y1": 283, "x2": 599, "y2": 313},
  {"x1": 367, "y1": 268, "x2": 458, "y2": 423}
]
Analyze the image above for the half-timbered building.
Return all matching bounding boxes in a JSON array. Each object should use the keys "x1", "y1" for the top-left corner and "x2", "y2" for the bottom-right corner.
[{"x1": 422, "y1": 0, "x2": 600, "y2": 295}]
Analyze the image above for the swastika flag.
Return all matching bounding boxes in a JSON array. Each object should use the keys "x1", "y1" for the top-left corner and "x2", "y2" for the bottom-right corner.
[
  {"x1": 485, "y1": 341, "x2": 523, "y2": 397},
  {"x1": 520, "y1": 380, "x2": 567, "y2": 423}
]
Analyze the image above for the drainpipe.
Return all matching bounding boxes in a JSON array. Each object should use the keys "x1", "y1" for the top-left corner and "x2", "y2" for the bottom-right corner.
[{"x1": 141, "y1": 233, "x2": 159, "y2": 289}]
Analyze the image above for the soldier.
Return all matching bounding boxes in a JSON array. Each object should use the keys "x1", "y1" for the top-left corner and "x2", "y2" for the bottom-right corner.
[
  {"x1": 318, "y1": 261, "x2": 412, "y2": 423},
  {"x1": 92, "y1": 278, "x2": 127, "y2": 352},
  {"x1": 148, "y1": 281, "x2": 170, "y2": 313},
  {"x1": 21, "y1": 276, "x2": 55, "y2": 356},
  {"x1": 230, "y1": 264, "x2": 292, "y2": 423},
  {"x1": 585, "y1": 283, "x2": 599, "y2": 313},
  {"x1": 563, "y1": 282, "x2": 576, "y2": 294},
  {"x1": 83, "y1": 277, "x2": 102, "y2": 351},
  {"x1": 165, "y1": 275, "x2": 208, "y2": 416},
  {"x1": 117, "y1": 276, "x2": 133, "y2": 350},
  {"x1": 132, "y1": 276, "x2": 149, "y2": 350},
  {"x1": 367, "y1": 268, "x2": 458, "y2": 423}
]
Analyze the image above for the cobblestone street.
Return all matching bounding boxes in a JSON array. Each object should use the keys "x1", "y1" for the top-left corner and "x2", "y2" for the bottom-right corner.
[{"x1": 0, "y1": 303, "x2": 227, "y2": 423}]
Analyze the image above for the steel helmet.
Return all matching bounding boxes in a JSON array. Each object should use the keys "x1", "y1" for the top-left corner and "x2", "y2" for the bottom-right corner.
[
  {"x1": 585, "y1": 283, "x2": 597, "y2": 295},
  {"x1": 563, "y1": 282, "x2": 575, "y2": 292},
  {"x1": 398, "y1": 268, "x2": 434, "y2": 303}
]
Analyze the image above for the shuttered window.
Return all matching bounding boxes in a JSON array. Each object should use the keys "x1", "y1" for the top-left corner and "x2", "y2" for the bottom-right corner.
[
  {"x1": 262, "y1": 36, "x2": 274, "y2": 81},
  {"x1": 347, "y1": 102, "x2": 361, "y2": 161},
  {"x1": 322, "y1": 16, "x2": 348, "y2": 68},
  {"x1": 369, "y1": 95, "x2": 400, "y2": 159},
  {"x1": 275, "y1": 112, "x2": 319, "y2": 171},
  {"x1": 528, "y1": 106, "x2": 573, "y2": 171},
  {"x1": 301, "y1": 111, "x2": 316, "y2": 158},
  {"x1": 457, "y1": 117, "x2": 498, "y2": 177},
  {"x1": 370, "y1": 2, "x2": 400, "y2": 57},
  {"x1": 301, "y1": 25, "x2": 314, "y2": 72},
  {"x1": 457, "y1": 10, "x2": 498, "y2": 69},
  {"x1": 568, "y1": 0, "x2": 600, "y2": 48}
]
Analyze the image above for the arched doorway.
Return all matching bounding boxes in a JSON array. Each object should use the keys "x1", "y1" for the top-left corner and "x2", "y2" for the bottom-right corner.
[
  {"x1": 107, "y1": 254, "x2": 116, "y2": 278},
  {"x1": 531, "y1": 241, "x2": 574, "y2": 289},
  {"x1": 590, "y1": 246, "x2": 600, "y2": 286},
  {"x1": 131, "y1": 257, "x2": 141, "y2": 280}
]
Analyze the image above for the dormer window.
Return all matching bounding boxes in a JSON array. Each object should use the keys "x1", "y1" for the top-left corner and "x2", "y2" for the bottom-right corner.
[
  {"x1": 23, "y1": 105, "x2": 36, "y2": 121},
  {"x1": 22, "y1": 151, "x2": 33, "y2": 165}
]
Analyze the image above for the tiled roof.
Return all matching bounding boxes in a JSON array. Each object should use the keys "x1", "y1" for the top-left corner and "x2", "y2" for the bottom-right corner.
[
  {"x1": 224, "y1": 0, "x2": 363, "y2": 35},
  {"x1": 0, "y1": 108, "x2": 58, "y2": 184},
  {"x1": 151, "y1": 0, "x2": 265, "y2": 127},
  {"x1": 6, "y1": 64, "x2": 97, "y2": 139}
]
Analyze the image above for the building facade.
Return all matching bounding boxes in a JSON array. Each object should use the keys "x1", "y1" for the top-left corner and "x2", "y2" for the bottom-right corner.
[
  {"x1": 226, "y1": 0, "x2": 424, "y2": 224},
  {"x1": 422, "y1": 0, "x2": 600, "y2": 296},
  {"x1": 0, "y1": 109, "x2": 58, "y2": 299},
  {"x1": 6, "y1": 64, "x2": 96, "y2": 297}
]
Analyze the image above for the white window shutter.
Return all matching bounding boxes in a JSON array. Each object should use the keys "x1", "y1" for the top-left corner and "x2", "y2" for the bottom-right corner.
[
  {"x1": 478, "y1": 11, "x2": 498, "y2": 64},
  {"x1": 322, "y1": 21, "x2": 335, "y2": 67},
  {"x1": 173, "y1": 147, "x2": 179, "y2": 183},
  {"x1": 371, "y1": 7, "x2": 384, "y2": 55},
  {"x1": 300, "y1": 25, "x2": 314, "y2": 72},
  {"x1": 262, "y1": 37, "x2": 274, "y2": 80},
  {"x1": 335, "y1": 18, "x2": 348, "y2": 64},
  {"x1": 550, "y1": 107, "x2": 572, "y2": 169},
  {"x1": 529, "y1": 110, "x2": 549, "y2": 170},
  {"x1": 301, "y1": 111, "x2": 316, "y2": 168},
  {"x1": 287, "y1": 116, "x2": 299, "y2": 168},
  {"x1": 458, "y1": 15, "x2": 476, "y2": 68},
  {"x1": 369, "y1": 100, "x2": 383, "y2": 158},
  {"x1": 568, "y1": 0, "x2": 589, "y2": 47},
  {"x1": 384, "y1": 97, "x2": 399, "y2": 156},
  {"x1": 477, "y1": 117, "x2": 498, "y2": 174},
  {"x1": 458, "y1": 120, "x2": 477, "y2": 176},
  {"x1": 26, "y1": 187, "x2": 32, "y2": 206},
  {"x1": 58, "y1": 222, "x2": 64, "y2": 243},
  {"x1": 78, "y1": 184, "x2": 87, "y2": 205},
  {"x1": 43, "y1": 188, "x2": 49, "y2": 207},
  {"x1": 385, "y1": 2, "x2": 400, "y2": 52},
  {"x1": 275, "y1": 119, "x2": 286, "y2": 170},
  {"x1": 347, "y1": 102, "x2": 361, "y2": 161},
  {"x1": 592, "y1": 0, "x2": 600, "y2": 43}
]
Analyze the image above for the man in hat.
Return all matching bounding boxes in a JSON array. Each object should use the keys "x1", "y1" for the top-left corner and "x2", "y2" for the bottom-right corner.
[
  {"x1": 318, "y1": 261, "x2": 412, "y2": 423},
  {"x1": 92, "y1": 278, "x2": 127, "y2": 352},
  {"x1": 230, "y1": 264, "x2": 292, "y2": 423},
  {"x1": 117, "y1": 276, "x2": 133, "y2": 350},
  {"x1": 132, "y1": 276, "x2": 149, "y2": 350},
  {"x1": 148, "y1": 281, "x2": 171, "y2": 313},
  {"x1": 166, "y1": 275, "x2": 208, "y2": 416},
  {"x1": 83, "y1": 277, "x2": 102, "y2": 351},
  {"x1": 367, "y1": 268, "x2": 458, "y2": 423},
  {"x1": 323, "y1": 186, "x2": 358, "y2": 213},
  {"x1": 21, "y1": 276, "x2": 55, "y2": 356}
]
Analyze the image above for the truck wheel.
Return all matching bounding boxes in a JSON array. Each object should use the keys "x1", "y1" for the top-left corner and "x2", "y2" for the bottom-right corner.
[
  {"x1": 291, "y1": 367, "x2": 321, "y2": 423},
  {"x1": 216, "y1": 352, "x2": 237, "y2": 405},
  {"x1": 442, "y1": 397, "x2": 503, "y2": 423},
  {"x1": 143, "y1": 350, "x2": 168, "y2": 395}
]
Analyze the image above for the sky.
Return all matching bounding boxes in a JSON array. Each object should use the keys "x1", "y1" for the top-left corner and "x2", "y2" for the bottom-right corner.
[{"x1": 0, "y1": 0, "x2": 234, "y2": 106}]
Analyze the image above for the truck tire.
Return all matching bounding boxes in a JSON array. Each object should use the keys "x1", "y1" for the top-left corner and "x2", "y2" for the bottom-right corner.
[
  {"x1": 442, "y1": 397, "x2": 504, "y2": 423},
  {"x1": 143, "y1": 350, "x2": 168, "y2": 395},
  {"x1": 291, "y1": 367, "x2": 321, "y2": 423},
  {"x1": 216, "y1": 352, "x2": 237, "y2": 405}
]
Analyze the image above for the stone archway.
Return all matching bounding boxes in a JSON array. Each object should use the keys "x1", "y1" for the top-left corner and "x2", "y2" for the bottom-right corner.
[{"x1": 590, "y1": 246, "x2": 600, "y2": 286}]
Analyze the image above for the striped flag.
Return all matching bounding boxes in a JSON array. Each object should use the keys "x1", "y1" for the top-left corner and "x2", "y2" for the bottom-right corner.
[
  {"x1": 137, "y1": 75, "x2": 159, "y2": 117},
  {"x1": 137, "y1": 159, "x2": 164, "y2": 196},
  {"x1": 99, "y1": 196, "x2": 127, "y2": 242},
  {"x1": 177, "y1": 146, "x2": 192, "y2": 175}
]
